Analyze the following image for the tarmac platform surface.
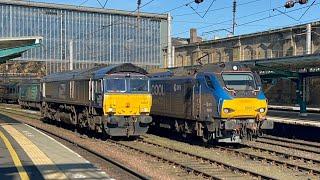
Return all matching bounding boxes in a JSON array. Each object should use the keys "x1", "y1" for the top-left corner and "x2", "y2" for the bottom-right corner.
[{"x1": 0, "y1": 113, "x2": 111, "y2": 180}]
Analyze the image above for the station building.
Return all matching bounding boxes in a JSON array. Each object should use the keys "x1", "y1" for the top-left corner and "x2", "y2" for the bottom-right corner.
[
  {"x1": 0, "y1": 0, "x2": 169, "y2": 74},
  {"x1": 167, "y1": 21, "x2": 320, "y2": 67}
]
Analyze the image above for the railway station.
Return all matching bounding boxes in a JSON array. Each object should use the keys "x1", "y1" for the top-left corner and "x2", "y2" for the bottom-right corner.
[{"x1": 1, "y1": 0, "x2": 320, "y2": 179}]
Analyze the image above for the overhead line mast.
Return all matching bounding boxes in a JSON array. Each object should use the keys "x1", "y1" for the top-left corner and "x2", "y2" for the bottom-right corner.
[
  {"x1": 194, "y1": 0, "x2": 236, "y2": 35},
  {"x1": 232, "y1": 0, "x2": 237, "y2": 35},
  {"x1": 137, "y1": 0, "x2": 141, "y2": 19}
]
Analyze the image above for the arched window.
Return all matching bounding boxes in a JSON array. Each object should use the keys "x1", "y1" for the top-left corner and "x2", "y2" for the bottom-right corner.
[
  {"x1": 257, "y1": 44, "x2": 268, "y2": 59},
  {"x1": 243, "y1": 46, "x2": 254, "y2": 60}
]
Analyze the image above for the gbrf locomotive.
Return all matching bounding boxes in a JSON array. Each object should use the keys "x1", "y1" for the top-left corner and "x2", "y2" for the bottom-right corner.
[
  {"x1": 150, "y1": 63, "x2": 273, "y2": 143},
  {"x1": 41, "y1": 63, "x2": 152, "y2": 137}
]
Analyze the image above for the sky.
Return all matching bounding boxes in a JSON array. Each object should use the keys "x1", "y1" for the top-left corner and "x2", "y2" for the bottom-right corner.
[{"x1": 32, "y1": 0, "x2": 320, "y2": 40}]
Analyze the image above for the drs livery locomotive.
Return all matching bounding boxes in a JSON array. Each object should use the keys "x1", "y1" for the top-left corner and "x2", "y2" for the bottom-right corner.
[
  {"x1": 150, "y1": 63, "x2": 273, "y2": 143},
  {"x1": 41, "y1": 63, "x2": 152, "y2": 137}
]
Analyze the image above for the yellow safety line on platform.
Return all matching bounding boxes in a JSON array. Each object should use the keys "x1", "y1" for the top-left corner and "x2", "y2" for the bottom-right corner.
[
  {"x1": 0, "y1": 130, "x2": 30, "y2": 180},
  {"x1": 2, "y1": 125, "x2": 68, "y2": 180}
]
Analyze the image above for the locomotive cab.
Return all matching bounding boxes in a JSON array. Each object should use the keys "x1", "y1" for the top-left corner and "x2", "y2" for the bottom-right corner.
[
  {"x1": 220, "y1": 71, "x2": 267, "y2": 120},
  {"x1": 196, "y1": 64, "x2": 273, "y2": 142},
  {"x1": 103, "y1": 73, "x2": 153, "y2": 136}
]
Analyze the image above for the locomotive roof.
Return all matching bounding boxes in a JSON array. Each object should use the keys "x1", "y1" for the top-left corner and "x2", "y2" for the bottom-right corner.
[
  {"x1": 19, "y1": 78, "x2": 42, "y2": 84},
  {"x1": 198, "y1": 62, "x2": 251, "y2": 73},
  {"x1": 43, "y1": 63, "x2": 148, "y2": 82},
  {"x1": 150, "y1": 62, "x2": 251, "y2": 78}
]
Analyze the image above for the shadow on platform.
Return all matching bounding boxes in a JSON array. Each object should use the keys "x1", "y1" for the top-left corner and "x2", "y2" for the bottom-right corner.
[
  {"x1": 0, "y1": 163, "x2": 108, "y2": 180},
  {"x1": 269, "y1": 122, "x2": 320, "y2": 142},
  {"x1": 0, "y1": 113, "x2": 22, "y2": 124}
]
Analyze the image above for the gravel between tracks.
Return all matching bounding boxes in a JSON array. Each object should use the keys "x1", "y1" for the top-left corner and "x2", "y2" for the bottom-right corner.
[
  {"x1": 245, "y1": 141, "x2": 320, "y2": 162},
  {"x1": 262, "y1": 135, "x2": 320, "y2": 148},
  {"x1": 143, "y1": 134, "x2": 318, "y2": 180},
  {"x1": 117, "y1": 140, "x2": 256, "y2": 179},
  {"x1": 257, "y1": 137, "x2": 320, "y2": 154}
]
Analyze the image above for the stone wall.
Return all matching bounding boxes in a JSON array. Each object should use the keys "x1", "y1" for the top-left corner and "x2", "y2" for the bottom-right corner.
[
  {"x1": 169, "y1": 21, "x2": 320, "y2": 67},
  {"x1": 0, "y1": 61, "x2": 45, "y2": 75}
]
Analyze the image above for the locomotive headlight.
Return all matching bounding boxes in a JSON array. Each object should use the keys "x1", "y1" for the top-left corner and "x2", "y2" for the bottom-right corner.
[
  {"x1": 258, "y1": 108, "x2": 265, "y2": 113},
  {"x1": 232, "y1": 66, "x2": 238, "y2": 71},
  {"x1": 140, "y1": 107, "x2": 149, "y2": 112},
  {"x1": 223, "y1": 108, "x2": 234, "y2": 114},
  {"x1": 108, "y1": 107, "x2": 116, "y2": 112}
]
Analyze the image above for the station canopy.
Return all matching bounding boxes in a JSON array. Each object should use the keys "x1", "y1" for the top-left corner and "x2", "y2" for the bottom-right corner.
[
  {"x1": 239, "y1": 54, "x2": 320, "y2": 79},
  {"x1": 0, "y1": 36, "x2": 42, "y2": 63}
]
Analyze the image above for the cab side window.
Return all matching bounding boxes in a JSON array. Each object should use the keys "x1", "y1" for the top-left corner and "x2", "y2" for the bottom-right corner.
[{"x1": 205, "y1": 75, "x2": 214, "y2": 89}]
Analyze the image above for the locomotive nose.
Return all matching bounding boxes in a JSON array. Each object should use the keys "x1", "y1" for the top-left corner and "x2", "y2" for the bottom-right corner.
[{"x1": 221, "y1": 98, "x2": 267, "y2": 119}]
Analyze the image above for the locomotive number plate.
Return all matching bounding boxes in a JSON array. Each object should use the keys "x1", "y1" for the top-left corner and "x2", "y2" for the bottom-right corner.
[{"x1": 245, "y1": 106, "x2": 254, "y2": 110}]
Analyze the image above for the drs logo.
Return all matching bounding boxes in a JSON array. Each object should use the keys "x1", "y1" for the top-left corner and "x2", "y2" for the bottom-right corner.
[{"x1": 152, "y1": 84, "x2": 165, "y2": 96}]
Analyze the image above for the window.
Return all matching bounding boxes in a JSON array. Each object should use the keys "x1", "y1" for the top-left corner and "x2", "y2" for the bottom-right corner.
[
  {"x1": 222, "y1": 73, "x2": 256, "y2": 91},
  {"x1": 95, "y1": 80, "x2": 102, "y2": 93},
  {"x1": 205, "y1": 75, "x2": 214, "y2": 89},
  {"x1": 105, "y1": 78, "x2": 126, "y2": 92},
  {"x1": 129, "y1": 78, "x2": 149, "y2": 92}
]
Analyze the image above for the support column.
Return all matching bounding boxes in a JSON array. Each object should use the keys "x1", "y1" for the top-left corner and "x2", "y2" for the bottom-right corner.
[
  {"x1": 167, "y1": 13, "x2": 173, "y2": 68},
  {"x1": 306, "y1": 23, "x2": 312, "y2": 55},
  {"x1": 171, "y1": 45, "x2": 175, "y2": 67},
  {"x1": 69, "y1": 40, "x2": 73, "y2": 71},
  {"x1": 297, "y1": 74, "x2": 307, "y2": 116}
]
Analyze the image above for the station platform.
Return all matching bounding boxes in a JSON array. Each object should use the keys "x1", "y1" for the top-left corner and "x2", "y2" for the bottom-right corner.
[
  {"x1": 268, "y1": 110, "x2": 320, "y2": 127},
  {"x1": 0, "y1": 114, "x2": 110, "y2": 180},
  {"x1": 268, "y1": 105, "x2": 320, "y2": 113}
]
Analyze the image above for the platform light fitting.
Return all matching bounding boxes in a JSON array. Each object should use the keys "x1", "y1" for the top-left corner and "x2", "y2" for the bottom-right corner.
[
  {"x1": 285, "y1": 0, "x2": 295, "y2": 8},
  {"x1": 284, "y1": 0, "x2": 308, "y2": 8},
  {"x1": 298, "y1": 0, "x2": 308, "y2": 4},
  {"x1": 195, "y1": 0, "x2": 204, "y2": 4}
]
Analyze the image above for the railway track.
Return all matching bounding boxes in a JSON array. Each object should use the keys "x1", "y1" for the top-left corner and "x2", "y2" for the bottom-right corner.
[
  {"x1": 213, "y1": 134, "x2": 320, "y2": 176},
  {"x1": 217, "y1": 144, "x2": 320, "y2": 176},
  {"x1": 227, "y1": 136, "x2": 320, "y2": 176},
  {"x1": 143, "y1": 135, "x2": 319, "y2": 179},
  {"x1": 246, "y1": 137, "x2": 320, "y2": 162},
  {"x1": 257, "y1": 135, "x2": 320, "y2": 154},
  {"x1": 1, "y1": 105, "x2": 320, "y2": 179},
  {"x1": 111, "y1": 139, "x2": 275, "y2": 180}
]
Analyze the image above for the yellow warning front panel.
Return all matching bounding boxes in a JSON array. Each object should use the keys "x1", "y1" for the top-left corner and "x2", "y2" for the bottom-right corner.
[
  {"x1": 221, "y1": 98, "x2": 267, "y2": 119},
  {"x1": 103, "y1": 93, "x2": 152, "y2": 116}
]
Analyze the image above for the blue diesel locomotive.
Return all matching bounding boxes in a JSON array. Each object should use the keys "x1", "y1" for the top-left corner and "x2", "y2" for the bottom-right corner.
[{"x1": 150, "y1": 63, "x2": 273, "y2": 143}]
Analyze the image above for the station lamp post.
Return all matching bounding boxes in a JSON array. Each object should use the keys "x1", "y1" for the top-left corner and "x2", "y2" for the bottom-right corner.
[{"x1": 284, "y1": 0, "x2": 308, "y2": 8}]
